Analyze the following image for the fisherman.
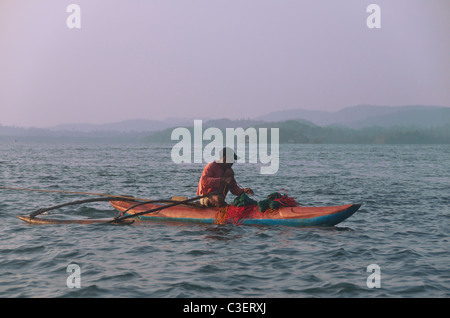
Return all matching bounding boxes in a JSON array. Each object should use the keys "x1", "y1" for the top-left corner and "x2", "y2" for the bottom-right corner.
[{"x1": 197, "y1": 147, "x2": 254, "y2": 207}]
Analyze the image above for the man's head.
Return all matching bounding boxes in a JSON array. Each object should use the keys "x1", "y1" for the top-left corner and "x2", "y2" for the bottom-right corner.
[{"x1": 219, "y1": 147, "x2": 238, "y2": 166}]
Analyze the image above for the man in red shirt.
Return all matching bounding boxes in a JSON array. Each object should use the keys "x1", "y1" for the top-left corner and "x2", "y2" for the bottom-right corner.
[{"x1": 197, "y1": 147, "x2": 254, "y2": 207}]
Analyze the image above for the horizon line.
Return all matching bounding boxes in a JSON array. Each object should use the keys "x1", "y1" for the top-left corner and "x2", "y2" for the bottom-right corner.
[{"x1": 1, "y1": 104, "x2": 449, "y2": 129}]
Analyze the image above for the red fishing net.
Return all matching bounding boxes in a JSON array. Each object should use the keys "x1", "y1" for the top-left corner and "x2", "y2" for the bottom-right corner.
[{"x1": 215, "y1": 190, "x2": 298, "y2": 225}]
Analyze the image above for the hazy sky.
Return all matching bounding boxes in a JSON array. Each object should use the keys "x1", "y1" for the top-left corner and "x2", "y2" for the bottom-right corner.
[{"x1": 0, "y1": 0, "x2": 449, "y2": 127}]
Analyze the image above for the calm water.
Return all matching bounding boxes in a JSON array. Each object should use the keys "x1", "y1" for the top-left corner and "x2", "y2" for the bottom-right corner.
[{"x1": 0, "y1": 142, "x2": 449, "y2": 298}]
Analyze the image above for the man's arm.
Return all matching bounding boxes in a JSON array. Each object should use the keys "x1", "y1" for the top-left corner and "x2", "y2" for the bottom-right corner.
[
  {"x1": 227, "y1": 177, "x2": 244, "y2": 196},
  {"x1": 200, "y1": 164, "x2": 222, "y2": 192}
]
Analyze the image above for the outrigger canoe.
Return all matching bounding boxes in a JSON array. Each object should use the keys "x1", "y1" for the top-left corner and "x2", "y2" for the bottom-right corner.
[{"x1": 110, "y1": 200, "x2": 361, "y2": 227}]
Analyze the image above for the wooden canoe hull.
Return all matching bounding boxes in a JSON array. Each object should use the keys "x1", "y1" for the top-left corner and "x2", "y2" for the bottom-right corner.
[{"x1": 110, "y1": 201, "x2": 361, "y2": 227}]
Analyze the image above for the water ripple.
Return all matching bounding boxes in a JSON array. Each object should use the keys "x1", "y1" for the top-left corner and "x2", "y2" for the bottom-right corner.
[{"x1": 1, "y1": 143, "x2": 449, "y2": 297}]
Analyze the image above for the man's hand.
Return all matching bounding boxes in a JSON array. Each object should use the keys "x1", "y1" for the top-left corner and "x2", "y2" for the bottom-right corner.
[{"x1": 243, "y1": 188, "x2": 254, "y2": 195}]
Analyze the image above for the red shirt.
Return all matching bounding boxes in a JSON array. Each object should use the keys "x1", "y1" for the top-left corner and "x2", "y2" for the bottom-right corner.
[{"x1": 197, "y1": 161, "x2": 244, "y2": 196}]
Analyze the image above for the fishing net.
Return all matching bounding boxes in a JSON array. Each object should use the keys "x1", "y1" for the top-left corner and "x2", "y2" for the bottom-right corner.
[
  {"x1": 257, "y1": 190, "x2": 299, "y2": 212},
  {"x1": 214, "y1": 190, "x2": 299, "y2": 225}
]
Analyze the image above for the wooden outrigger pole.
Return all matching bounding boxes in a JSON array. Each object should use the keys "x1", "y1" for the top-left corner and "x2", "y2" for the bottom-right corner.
[
  {"x1": 2, "y1": 186, "x2": 215, "y2": 225},
  {"x1": 0, "y1": 186, "x2": 145, "y2": 225},
  {"x1": 17, "y1": 197, "x2": 141, "y2": 225}
]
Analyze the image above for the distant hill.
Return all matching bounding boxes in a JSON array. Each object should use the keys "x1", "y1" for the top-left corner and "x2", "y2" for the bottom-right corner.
[
  {"x1": 9, "y1": 105, "x2": 448, "y2": 134},
  {"x1": 2, "y1": 105, "x2": 449, "y2": 144},
  {"x1": 256, "y1": 105, "x2": 450, "y2": 128},
  {"x1": 143, "y1": 118, "x2": 450, "y2": 144},
  {"x1": 202, "y1": 118, "x2": 265, "y2": 129},
  {"x1": 256, "y1": 108, "x2": 330, "y2": 125},
  {"x1": 345, "y1": 107, "x2": 450, "y2": 129}
]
